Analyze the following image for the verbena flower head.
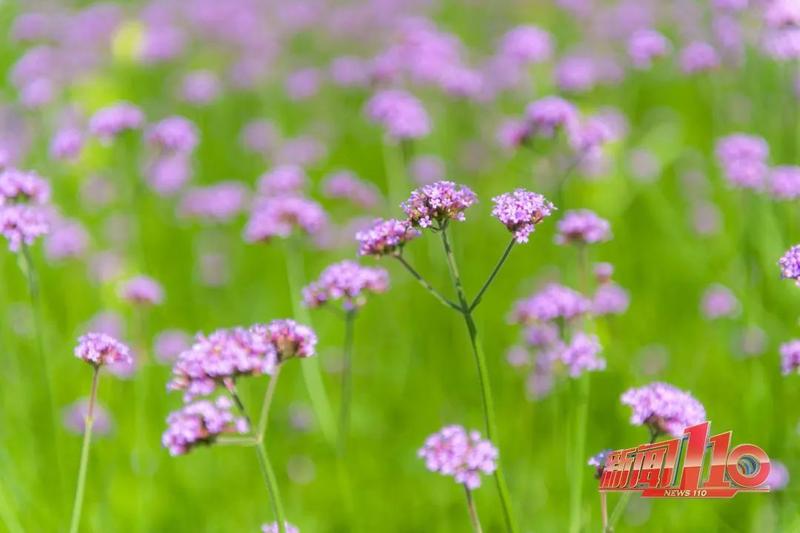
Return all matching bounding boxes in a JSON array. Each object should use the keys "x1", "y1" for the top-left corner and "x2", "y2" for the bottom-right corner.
[
  {"x1": 153, "y1": 329, "x2": 191, "y2": 364},
  {"x1": 592, "y1": 283, "x2": 630, "y2": 315},
  {"x1": 162, "y1": 396, "x2": 248, "y2": 456},
  {"x1": 244, "y1": 196, "x2": 327, "y2": 243},
  {"x1": 588, "y1": 449, "x2": 612, "y2": 479},
  {"x1": 498, "y1": 25, "x2": 553, "y2": 65},
  {"x1": 779, "y1": 245, "x2": 800, "y2": 284},
  {"x1": 628, "y1": 29, "x2": 671, "y2": 69},
  {"x1": 524, "y1": 323, "x2": 560, "y2": 348},
  {"x1": 0, "y1": 205, "x2": 49, "y2": 251},
  {"x1": 168, "y1": 326, "x2": 278, "y2": 400},
  {"x1": 63, "y1": 398, "x2": 112, "y2": 436},
  {"x1": 780, "y1": 339, "x2": 800, "y2": 375},
  {"x1": 418, "y1": 425, "x2": 498, "y2": 490},
  {"x1": 680, "y1": 41, "x2": 720, "y2": 74},
  {"x1": 365, "y1": 89, "x2": 430, "y2": 140},
  {"x1": 119, "y1": 276, "x2": 164, "y2": 306},
  {"x1": 715, "y1": 133, "x2": 770, "y2": 190},
  {"x1": 89, "y1": 102, "x2": 144, "y2": 142},
  {"x1": 265, "y1": 319, "x2": 317, "y2": 361},
  {"x1": 621, "y1": 382, "x2": 706, "y2": 438},
  {"x1": 491, "y1": 189, "x2": 555, "y2": 243},
  {"x1": 75, "y1": 332, "x2": 132, "y2": 368},
  {"x1": 555, "y1": 209, "x2": 612, "y2": 245},
  {"x1": 258, "y1": 165, "x2": 308, "y2": 197},
  {"x1": 49, "y1": 127, "x2": 84, "y2": 161},
  {"x1": 402, "y1": 181, "x2": 477, "y2": 229},
  {"x1": 322, "y1": 171, "x2": 381, "y2": 208},
  {"x1": 700, "y1": 284, "x2": 739, "y2": 319},
  {"x1": 179, "y1": 182, "x2": 248, "y2": 223},
  {"x1": 356, "y1": 218, "x2": 420, "y2": 257},
  {"x1": 45, "y1": 220, "x2": 89, "y2": 261},
  {"x1": 303, "y1": 260, "x2": 389, "y2": 310},
  {"x1": 147, "y1": 116, "x2": 198, "y2": 153},
  {"x1": 558, "y1": 333, "x2": 606, "y2": 377},
  {"x1": 180, "y1": 70, "x2": 221, "y2": 105},
  {"x1": 525, "y1": 96, "x2": 579, "y2": 138},
  {"x1": 0, "y1": 168, "x2": 50, "y2": 205},
  {"x1": 511, "y1": 283, "x2": 591, "y2": 324},
  {"x1": 769, "y1": 166, "x2": 800, "y2": 200},
  {"x1": 262, "y1": 522, "x2": 300, "y2": 533}
]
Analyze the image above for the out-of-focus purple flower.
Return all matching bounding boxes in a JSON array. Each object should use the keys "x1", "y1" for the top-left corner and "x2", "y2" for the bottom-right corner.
[
  {"x1": 497, "y1": 25, "x2": 552, "y2": 65},
  {"x1": 402, "y1": 181, "x2": 477, "y2": 229},
  {"x1": 0, "y1": 205, "x2": 49, "y2": 252},
  {"x1": 19, "y1": 78, "x2": 56, "y2": 109},
  {"x1": 154, "y1": 329, "x2": 192, "y2": 364},
  {"x1": 763, "y1": 460, "x2": 789, "y2": 490},
  {"x1": 496, "y1": 119, "x2": 531, "y2": 150},
  {"x1": 322, "y1": 171, "x2": 381, "y2": 208},
  {"x1": 63, "y1": 398, "x2": 112, "y2": 436},
  {"x1": 558, "y1": 333, "x2": 605, "y2": 377},
  {"x1": 701, "y1": 284, "x2": 739, "y2": 319},
  {"x1": 555, "y1": 209, "x2": 611, "y2": 245},
  {"x1": 365, "y1": 89, "x2": 430, "y2": 140},
  {"x1": 779, "y1": 245, "x2": 800, "y2": 285},
  {"x1": 692, "y1": 202, "x2": 722, "y2": 236},
  {"x1": 199, "y1": 252, "x2": 228, "y2": 287},
  {"x1": 621, "y1": 382, "x2": 706, "y2": 437},
  {"x1": 593, "y1": 283, "x2": 630, "y2": 315},
  {"x1": 285, "y1": 68, "x2": 321, "y2": 101},
  {"x1": 410, "y1": 155, "x2": 445, "y2": 184},
  {"x1": 84, "y1": 311, "x2": 123, "y2": 339},
  {"x1": 628, "y1": 29, "x2": 671, "y2": 69},
  {"x1": 418, "y1": 425, "x2": 498, "y2": 490},
  {"x1": 680, "y1": 42, "x2": 720, "y2": 74},
  {"x1": 491, "y1": 189, "x2": 555, "y2": 243},
  {"x1": 180, "y1": 70, "x2": 221, "y2": 106},
  {"x1": 138, "y1": 23, "x2": 185, "y2": 64},
  {"x1": 162, "y1": 397, "x2": 248, "y2": 456},
  {"x1": 262, "y1": 522, "x2": 300, "y2": 533},
  {"x1": 49, "y1": 127, "x2": 84, "y2": 161},
  {"x1": 303, "y1": 260, "x2": 389, "y2": 311},
  {"x1": 329, "y1": 56, "x2": 370, "y2": 87},
  {"x1": 147, "y1": 116, "x2": 198, "y2": 153},
  {"x1": 780, "y1": 339, "x2": 800, "y2": 374},
  {"x1": 147, "y1": 154, "x2": 191, "y2": 196},
  {"x1": 75, "y1": 332, "x2": 132, "y2": 368},
  {"x1": 511, "y1": 283, "x2": 591, "y2": 324},
  {"x1": 89, "y1": 103, "x2": 144, "y2": 143},
  {"x1": 713, "y1": 0, "x2": 748, "y2": 11},
  {"x1": 179, "y1": 182, "x2": 248, "y2": 223},
  {"x1": 0, "y1": 168, "x2": 50, "y2": 205},
  {"x1": 568, "y1": 116, "x2": 613, "y2": 155},
  {"x1": 240, "y1": 120, "x2": 278, "y2": 155},
  {"x1": 525, "y1": 96, "x2": 579, "y2": 138},
  {"x1": 715, "y1": 133, "x2": 769, "y2": 190},
  {"x1": 594, "y1": 263, "x2": 614, "y2": 283},
  {"x1": 356, "y1": 218, "x2": 420, "y2": 257},
  {"x1": 769, "y1": 166, "x2": 800, "y2": 199},
  {"x1": 119, "y1": 276, "x2": 164, "y2": 306},
  {"x1": 506, "y1": 345, "x2": 532, "y2": 367},
  {"x1": 45, "y1": 219, "x2": 89, "y2": 260},
  {"x1": 555, "y1": 55, "x2": 597, "y2": 93},
  {"x1": 525, "y1": 323, "x2": 560, "y2": 348},
  {"x1": 588, "y1": 449, "x2": 612, "y2": 479},
  {"x1": 258, "y1": 166, "x2": 308, "y2": 197},
  {"x1": 11, "y1": 12, "x2": 54, "y2": 43},
  {"x1": 275, "y1": 136, "x2": 327, "y2": 167},
  {"x1": 762, "y1": 0, "x2": 800, "y2": 60},
  {"x1": 244, "y1": 196, "x2": 327, "y2": 243}
]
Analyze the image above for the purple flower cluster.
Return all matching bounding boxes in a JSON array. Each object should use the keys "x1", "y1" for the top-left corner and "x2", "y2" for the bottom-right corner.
[
  {"x1": 303, "y1": 260, "x2": 389, "y2": 310},
  {"x1": 265, "y1": 319, "x2": 318, "y2": 360},
  {"x1": 510, "y1": 283, "x2": 591, "y2": 324},
  {"x1": 402, "y1": 181, "x2": 477, "y2": 229},
  {"x1": 525, "y1": 96, "x2": 579, "y2": 138},
  {"x1": 418, "y1": 425, "x2": 498, "y2": 490},
  {"x1": 768, "y1": 166, "x2": 800, "y2": 200},
  {"x1": 74, "y1": 332, "x2": 132, "y2": 369},
  {"x1": 258, "y1": 165, "x2": 308, "y2": 197},
  {"x1": 715, "y1": 133, "x2": 770, "y2": 190},
  {"x1": 322, "y1": 171, "x2": 381, "y2": 208},
  {"x1": 621, "y1": 382, "x2": 706, "y2": 437},
  {"x1": 588, "y1": 449, "x2": 612, "y2": 479},
  {"x1": 592, "y1": 282, "x2": 630, "y2": 315},
  {"x1": 162, "y1": 397, "x2": 248, "y2": 456},
  {"x1": 179, "y1": 182, "x2": 248, "y2": 223},
  {"x1": 700, "y1": 284, "x2": 739, "y2": 319},
  {"x1": 490, "y1": 189, "x2": 555, "y2": 243},
  {"x1": 555, "y1": 209, "x2": 611, "y2": 245},
  {"x1": 356, "y1": 218, "x2": 420, "y2": 257},
  {"x1": 680, "y1": 42, "x2": 720, "y2": 74},
  {"x1": 147, "y1": 116, "x2": 198, "y2": 153},
  {"x1": 497, "y1": 25, "x2": 552, "y2": 65},
  {"x1": 49, "y1": 127, "x2": 84, "y2": 161},
  {"x1": 89, "y1": 102, "x2": 144, "y2": 143},
  {"x1": 119, "y1": 276, "x2": 164, "y2": 306},
  {"x1": 628, "y1": 29, "x2": 671, "y2": 69},
  {"x1": 262, "y1": 522, "x2": 300, "y2": 533},
  {"x1": 557, "y1": 333, "x2": 606, "y2": 377},
  {"x1": 365, "y1": 89, "x2": 430, "y2": 140},
  {"x1": 244, "y1": 196, "x2": 328, "y2": 242},
  {"x1": 0, "y1": 168, "x2": 51, "y2": 251},
  {"x1": 780, "y1": 339, "x2": 800, "y2": 375},
  {"x1": 779, "y1": 245, "x2": 800, "y2": 284}
]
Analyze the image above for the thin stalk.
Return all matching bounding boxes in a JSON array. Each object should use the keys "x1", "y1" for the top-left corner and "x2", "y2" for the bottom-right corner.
[
  {"x1": 68, "y1": 367, "x2": 100, "y2": 533},
  {"x1": 606, "y1": 431, "x2": 658, "y2": 530},
  {"x1": 469, "y1": 238, "x2": 516, "y2": 312},
  {"x1": 394, "y1": 255, "x2": 461, "y2": 311},
  {"x1": 600, "y1": 492, "x2": 608, "y2": 533},
  {"x1": 439, "y1": 227, "x2": 518, "y2": 533},
  {"x1": 0, "y1": 477, "x2": 23, "y2": 533},
  {"x1": 228, "y1": 385, "x2": 286, "y2": 533},
  {"x1": 568, "y1": 374, "x2": 590, "y2": 533},
  {"x1": 20, "y1": 244, "x2": 63, "y2": 498},
  {"x1": 258, "y1": 366, "x2": 282, "y2": 439},
  {"x1": 338, "y1": 310, "x2": 356, "y2": 455},
  {"x1": 284, "y1": 239, "x2": 335, "y2": 444},
  {"x1": 464, "y1": 486, "x2": 483, "y2": 533}
]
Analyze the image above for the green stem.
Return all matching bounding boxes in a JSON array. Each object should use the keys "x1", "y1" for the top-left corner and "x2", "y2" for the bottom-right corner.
[
  {"x1": 284, "y1": 239, "x2": 335, "y2": 444},
  {"x1": 606, "y1": 431, "x2": 658, "y2": 530},
  {"x1": 600, "y1": 491, "x2": 608, "y2": 533},
  {"x1": 439, "y1": 227, "x2": 518, "y2": 533},
  {"x1": 337, "y1": 310, "x2": 357, "y2": 455},
  {"x1": 68, "y1": 367, "x2": 100, "y2": 533},
  {"x1": 568, "y1": 374, "x2": 590, "y2": 533},
  {"x1": 0, "y1": 477, "x2": 23, "y2": 533},
  {"x1": 469, "y1": 238, "x2": 516, "y2": 312},
  {"x1": 394, "y1": 255, "x2": 461, "y2": 311},
  {"x1": 258, "y1": 366, "x2": 282, "y2": 439},
  {"x1": 464, "y1": 486, "x2": 483, "y2": 533}
]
